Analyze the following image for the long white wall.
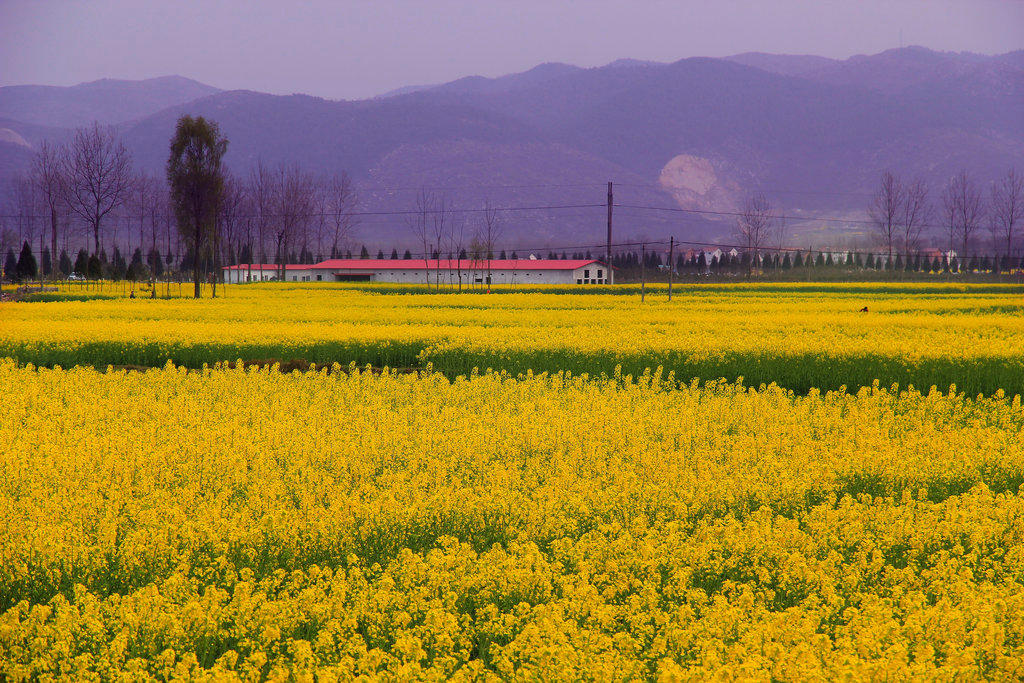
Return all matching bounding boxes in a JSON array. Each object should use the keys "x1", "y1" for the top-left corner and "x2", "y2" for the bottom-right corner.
[
  {"x1": 224, "y1": 264, "x2": 613, "y2": 285},
  {"x1": 225, "y1": 268, "x2": 278, "y2": 284}
]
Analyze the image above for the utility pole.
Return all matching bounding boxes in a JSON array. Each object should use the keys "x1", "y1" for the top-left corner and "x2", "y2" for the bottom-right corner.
[
  {"x1": 668, "y1": 236, "x2": 674, "y2": 302},
  {"x1": 606, "y1": 181, "x2": 613, "y2": 267},
  {"x1": 640, "y1": 242, "x2": 646, "y2": 303}
]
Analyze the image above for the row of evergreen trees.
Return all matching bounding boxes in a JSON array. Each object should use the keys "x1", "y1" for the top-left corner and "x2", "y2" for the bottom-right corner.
[
  {"x1": 609, "y1": 249, "x2": 1024, "y2": 274},
  {"x1": 2, "y1": 242, "x2": 196, "y2": 283},
  {"x1": 7, "y1": 240, "x2": 1024, "y2": 283}
]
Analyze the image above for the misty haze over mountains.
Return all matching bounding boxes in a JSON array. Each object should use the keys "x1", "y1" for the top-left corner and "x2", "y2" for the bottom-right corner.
[{"x1": 1, "y1": 46, "x2": 1021, "y2": 248}]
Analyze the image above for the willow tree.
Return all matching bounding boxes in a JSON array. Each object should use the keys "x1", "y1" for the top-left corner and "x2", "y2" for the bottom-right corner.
[{"x1": 167, "y1": 115, "x2": 228, "y2": 298}]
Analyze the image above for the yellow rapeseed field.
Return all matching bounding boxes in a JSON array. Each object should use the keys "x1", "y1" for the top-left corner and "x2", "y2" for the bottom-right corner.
[
  {"x1": 2, "y1": 360, "x2": 1024, "y2": 679},
  {"x1": 3, "y1": 283, "x2": 1024, "y2": 679},
  {"x1": 3, "y1": 282, "x2": 1024, "y2": 394}
]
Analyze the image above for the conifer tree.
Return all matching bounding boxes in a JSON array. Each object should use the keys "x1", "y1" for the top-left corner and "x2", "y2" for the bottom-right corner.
[
  {"x1": 74, "y1": 249, "x2": 89, "y2": 277},
  {"x1": 3, "y1": 249, "x2": 17, "y2": 281},
  {"x1": 87, "y1": 254, "x2": 102, "y2": 279},
  {"x1": 16, "y1": 242, "x2": 37, "y2": 282},
  {"x1": 59, "y1": 249, "x2": 72, "y2": 277},
  {"x1": 148, "y1": 248, "x2": 164, "y2": 278}
]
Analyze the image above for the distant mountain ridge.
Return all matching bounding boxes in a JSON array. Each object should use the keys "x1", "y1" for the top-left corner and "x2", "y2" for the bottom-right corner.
[
  {"x1": 0, "y1": 75, "x2": 220, "y2": 128},
  {"x1": 0, "y1": 47, "x2": 1021, "y2": 247},
  {"x1": 722, "y1": 52, "x2": 837, "y2": 77}
]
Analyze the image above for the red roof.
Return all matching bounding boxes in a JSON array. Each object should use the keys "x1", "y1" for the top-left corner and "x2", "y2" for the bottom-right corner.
[{"x1": 310, "y1": 258, "x2": 606, "y2": 271}]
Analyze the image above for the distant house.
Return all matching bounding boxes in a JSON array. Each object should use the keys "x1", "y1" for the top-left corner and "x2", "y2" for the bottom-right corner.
[
  {"x1": 223, "y1": 258, "x2": 614, "y2": 285},
  {"x1": 829, "y1": 251, "x2": 850, "y2": 264},
  {"x1": 219, "y1": 264, "x2": 312, "y2": 281}
]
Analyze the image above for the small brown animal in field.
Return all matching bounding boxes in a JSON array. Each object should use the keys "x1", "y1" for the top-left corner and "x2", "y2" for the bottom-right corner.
[{"x1": 859, "y1": 306, "x2": 868, "y2": 312}]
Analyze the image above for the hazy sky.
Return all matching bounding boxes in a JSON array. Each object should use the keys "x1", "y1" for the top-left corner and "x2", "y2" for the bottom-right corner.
[{"x1": 2, "y1": 0, "x2": 1022, "y2": 99}]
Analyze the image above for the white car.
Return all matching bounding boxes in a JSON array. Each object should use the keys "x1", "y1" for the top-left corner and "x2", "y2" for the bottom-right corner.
[{"x1": 67, "y1": 273, "x2": 84, "y2": 281}]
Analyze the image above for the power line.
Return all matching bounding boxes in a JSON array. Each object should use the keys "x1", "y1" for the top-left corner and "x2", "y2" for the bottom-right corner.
[
  {"x1": 358, "y1": 182, "x2": 608, "y2": 192},
  {"x1": 0, "y1": 202, "x2": 605, "y2": 221},
  {"x1": 613, "y1": 202, "x2": 954, "y2": 231},
  {"x1": 0, "y1": 199, "x2": 942, "y2": 230},
  {"x1": 611, "y1": 182, "x2": 873, "y2": 198}
]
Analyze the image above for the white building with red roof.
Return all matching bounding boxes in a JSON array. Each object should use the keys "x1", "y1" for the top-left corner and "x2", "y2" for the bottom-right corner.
[{"x1": 223, "y1": 258, "x2": 613, "y2": 286}]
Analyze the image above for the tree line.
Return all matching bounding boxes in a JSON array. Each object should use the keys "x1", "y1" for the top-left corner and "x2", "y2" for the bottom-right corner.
[
  {"x1": 732, "y1": 168, "x2": 1023, "y2": 271},
  {"x1": 0, "y1": 119, "x2": 360, "y2": 295}
]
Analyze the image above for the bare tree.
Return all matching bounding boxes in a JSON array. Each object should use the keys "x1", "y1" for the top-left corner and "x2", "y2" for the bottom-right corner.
[
  {"x1": 447, "y1": 213, "x2": 467, "y2": 291},
  {"x1": 154, "y1": 186, "x2": 176, "y2": 279},
  {"x1": 940, "y1": 184, "x2": 957, "y2": 260},
  {"x1": 467, "y1": 234, "x2": 486, "y2": 288},
  {"x1": 323, "y1": 171, "x2": 358, "y2": 260},
  {"x1": 237, "y1": 205, "x2": 256, "y2": 278},
  {"x1": 311, "y1": 179, "x2": 328, "y2": 261},
  {"x1": 11, "y1": 174, "x2": 39, "y2": 248},
  {"x1": 735, "y1": 193, "x2": 774, "y2": 276},
  {"x1": 900, "y1": 177, "x2": 930, "y2": 256},
  {"x1": 943, "y1": 170, "x2": 985, "y2": 262},
  {"x1": 990, "y1": 168, "x2": 1023, "y2": 258},
  {"x1": 61, "y1": 124, "x2": 133, "y2": 255},
  {"x1": 478, "y1": 199, "x2": 503, "y2": 289},
  {"x1": 145, "y1": 178, "x2": 169, "y2": 282},
  {"x1": 217, "y1": 173, "x2": 247, "y2": 271},
  {"x1": 407, "y1": 188, "x2": 435, "y2": 287},
  {"x1": 431, "y1": 194, "x2": 449, "y2": 288},
  {"x1": 869, "y1": 171, "x2": 903, "y2": 263},
  {"x1": 128, "y1": 174, "x2": 158, "y2": 257},
  {"x1": 769, "y1": 209, "x2": 787, "y2": 271},
  {"x1": 249, "y1": 159, "x2": 276, "y2": 281},
  {"x1": 30, "y1": 141, "x2": 66, "y2": 277},
  {"x1": 272, "y1": 164, "x2": 316, "y2": 281}
]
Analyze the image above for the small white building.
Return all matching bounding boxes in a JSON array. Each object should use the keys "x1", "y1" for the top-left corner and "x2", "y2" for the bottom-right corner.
[
  {"x1": 223, "y1": 258, "x2": 613, "y2": 285},
  {"x1": 221, "y1": 264, "x2": 314, "y2": 283}
]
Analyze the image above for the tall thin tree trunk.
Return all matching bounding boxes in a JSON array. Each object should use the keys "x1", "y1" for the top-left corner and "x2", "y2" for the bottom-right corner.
[
  {"x1": 212, "y1": 226, "x2": 218, "y2": 298},
  {"x1": 194, "y1": 217, "x2": 201, "y2": 298},
  {"x1": 50, "y1": 209, "x2": 58, "y2": 278}
]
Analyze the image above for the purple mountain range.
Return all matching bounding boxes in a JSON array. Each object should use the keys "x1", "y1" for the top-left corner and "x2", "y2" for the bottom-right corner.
[{"x1": 1, "y1": 47, "x2": 1021, "y2": 247}]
